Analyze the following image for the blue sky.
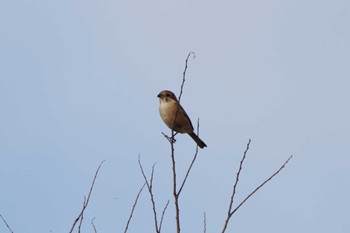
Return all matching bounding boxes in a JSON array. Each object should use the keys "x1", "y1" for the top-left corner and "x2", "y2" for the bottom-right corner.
[{"x1": 1, "y1": 0, "x2": 349, "y2": 232}]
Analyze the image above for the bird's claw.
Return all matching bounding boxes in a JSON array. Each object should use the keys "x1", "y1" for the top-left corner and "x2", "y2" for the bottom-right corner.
[
  {"x1": 162, "y1": 132, "x2": 177, "y2": 144},
  {"x1": 166, "y1": 135, "x2": 176, "y2": 144}
]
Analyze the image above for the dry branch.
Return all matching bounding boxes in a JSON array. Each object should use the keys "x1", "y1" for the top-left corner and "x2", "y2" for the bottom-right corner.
[
  {"x1": 69, "y1": 160, "x2": 105, "y2": 233},
  {"x1": 221, "y1": 141, "x2": 293, "y2": 233},
  {"x1": 91, "y1": 217, "x2": 97, "y2": 233},
  {"x1": 138, "y1": 157, "x2": 160, "y2": 233},
  {"x1": 232, "y1": 155, "x2": 293, "y2": 215},
  {"x1": 203, "y1": 212, "x2": 207, "y2": 233},
  {"x1": 222, "y1": 139, "x2": 251, "y2": 232},
  {"x1": 163, "y1": 51, "x2": 199, "y2": 233},
  {"x1": 159, "y1": 200, "x2": 170, "y2": 233},
  {"x1": 178, "y1": 51, "x2": 195, "y2": 103},
  {"x1": 124, "y1": 182, "x2": 146, "y2": 233},
  {"x1": 178, "y1": 119, "x2": 201, "y2": 196},
  {"x1": 0, "y1": 214, "x2": 14, "y2": 233},
  {"x1": 168, "y1": 52, "x2": 197, "y2": 233}
]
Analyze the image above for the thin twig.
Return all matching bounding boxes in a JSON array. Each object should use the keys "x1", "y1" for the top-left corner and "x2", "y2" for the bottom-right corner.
[
  {"x1": 124, "y1": 182, "x2": 146, "y2": 233},
  {"x1": 91, "y1": 217, "x2": 97, "y2": 233},
  {"x1": 159, "y1": 200, "x2": 170, "y2": 233},
  {"x1": 164, "y1": 51, "x2": 196, "y2": 145},
  {"x1": 160, "y1": 52, "x2": 196, "y2": 233},
  {"x1": 221, "y1": 140, "x2": 251, "y2": 233},
  {"x1": 78, "y1": 197, "x2": 86, "y2": 233},
  {"x1": 177, "y1": 119, "x2": 201, "y2": 196},
  {"x1": 69, "y1": 160, "x2": 105, "y2": 233},
  {"x1": 0, "y1": 214, "x2": 14, "y2": 233},
  {"x1": 232, "y1": 139, "x2": 251, "y2": 198},
  {"x1": 170, "y1": 52, "x2": 196, "y2": 233},
  {"x1": 161, "y1": 132, "x2": 174, "y2": 144},
  {"x1": 150, "y1": 163, "x2": 156, "y2": 193},
  {"x1": 221, "y1": 147, "x2": 293, "y2": 233},
  {"x1": 177, "y1": 148, "x2": 198, "y2": 196},
  {"x1": 138, "y1": 156, "x2": 160, "y2": 233},
  {"x1": 203, "y1": 212, "x2": 207, "y2": 233},
  {"x1": 232, "y1": 141, "x2": 251, "y2": 206},
  {"x1": 178, "y1": 51, "x2": 195, "y2": 103},
  {"x1": 170, "y1": 136, "x2": 180, "y2": 233},
  {"x1": 231, "y1": 155, "x2": 293, "y2": 215}
]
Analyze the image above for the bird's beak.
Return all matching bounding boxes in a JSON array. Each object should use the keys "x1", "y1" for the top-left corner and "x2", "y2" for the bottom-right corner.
[{"x1": 157, "y1": 94, "x2": 162, "y2": 98}]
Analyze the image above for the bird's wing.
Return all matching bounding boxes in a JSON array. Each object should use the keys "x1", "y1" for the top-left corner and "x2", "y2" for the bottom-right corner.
[{"x1": 179, "y1": 104, "x2": 194, "y2": 131}]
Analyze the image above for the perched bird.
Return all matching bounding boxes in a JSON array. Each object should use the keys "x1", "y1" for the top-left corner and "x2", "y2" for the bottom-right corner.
[{"x1": 157, "y1": 90, "x2": 207, "y2": 149}]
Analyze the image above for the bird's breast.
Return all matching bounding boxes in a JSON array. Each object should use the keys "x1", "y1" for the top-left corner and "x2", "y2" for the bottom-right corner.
[{"x1": 159, "y1": 101, "x2": 176, "y2": 125}]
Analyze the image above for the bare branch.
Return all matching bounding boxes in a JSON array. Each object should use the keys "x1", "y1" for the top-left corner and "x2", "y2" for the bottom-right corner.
[
  {"x1": 170, "y1": 138, "x2": 180, "y2": 233},
  {"x1": 0, "y1": 214, "x2": 14, "y2": 233},
  {"x1": 232, "y1": 140, "x2": 250, "y2": 208},
  {"x1": 162, "y1": 51, "x2": 196, "y2": 144},
  {"x1": 124, "y1": 182, "x2": 146, "y2": 233},
  {"x1": 150, "y1": 163, "x2": 156, "y2": 192},
  {"x1": 232, "y1": 139, "x2": 251, "y2": 201},
  {"x1": 221, "y1": 140, "x2": 251, "y2": 233},
  {"x1": 159, "y1": 200, "x2": 170, "y2": 233},
  {"x1": 69, "y1": 160, "x2": 105, "y2": 233},
  {"x1": 203, "y1": 212, "x2": 207, "y2": 233},
  {"x1": 78, "y1": 197, "x2": 86, "y2": 233},
  {"x1": 231, "y1": 155, "x2": 293, "y2": 215},
  {"x1": 221, "y1": 142, "x2": 293, "y2": 233},
  {"x1": 91, "y1": 217, "x2": 97, "y2": 233},
  {"x1": 169, "y1": 52, "x2": 196, "y2": 233},
  {"x1": 138, "y1": 156, "x2": 160, "y2": 233},
  {"x1": 178, "y1": 51, "x2": 195, "y2": 103},
  {"x1": 177, "y1": 119, "x2": 201, "y2": 196}
]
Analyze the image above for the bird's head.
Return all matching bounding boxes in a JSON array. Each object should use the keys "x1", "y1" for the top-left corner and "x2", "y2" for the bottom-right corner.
[{"x1": 157, "y1": 90, "x2": 178, "y2": 103}]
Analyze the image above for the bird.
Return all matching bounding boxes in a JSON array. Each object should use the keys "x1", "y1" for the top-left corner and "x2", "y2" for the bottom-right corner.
[{"x1": 157, "y1": 90, "x2": 207, "y2": 149}]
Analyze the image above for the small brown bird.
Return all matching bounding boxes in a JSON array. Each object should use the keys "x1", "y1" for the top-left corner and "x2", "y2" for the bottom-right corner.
[{"x1": 157, "y1": 90, "x2": 207, "y2": 149}]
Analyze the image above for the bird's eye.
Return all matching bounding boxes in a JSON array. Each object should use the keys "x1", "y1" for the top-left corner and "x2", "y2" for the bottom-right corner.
[{"x1": 166, "y1": 93, "x2": 170, "y2": 97}]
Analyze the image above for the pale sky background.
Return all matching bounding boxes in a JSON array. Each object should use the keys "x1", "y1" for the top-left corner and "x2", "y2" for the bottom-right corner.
[{"x1": 1, "y1": 0, "x2": 349, "y2": 232}]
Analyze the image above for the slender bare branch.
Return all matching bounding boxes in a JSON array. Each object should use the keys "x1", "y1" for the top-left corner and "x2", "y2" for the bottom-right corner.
[
  {"x1": 221, "y1": 140, "x2": 251, "y2": 233},
  {"x1": 177, "y1": 148, "x2": 198, "y2": 196},
  {"x1": 221, "y1": 142, "x2": 293, "y2": 233},
  {"x1": 177, "y1": 119, "x2": 201, "y2": 196},
  {"x1": 138, "y1": 156, "x2": 160, "y2": 233},
  {"x1": 161, "y1": 132, "x2": 175, "y2": 144},
  {"x1": 170, "y1": 137, "x2": 180, "y2": 233},
  {"x1": 137, "y1": 157, "x2": 169, "y2": 233},
  {"x1": 78, "y1": 197, "x2": 86, "y2": 233},
  {"x1": 91, "y1": 217, "x2": 97, "y2": 233},
  {"x1": 124, "y1": 182, "x2": 146, "y2": 233},
  {"x1": 150, "y1": 163, "x2": 156, "y2": 192},
  {"x1": 0, "y1": 214, "x2": 14, "y2": 233},
  {"x1": 178, "y1": 51, "x2": 195, "y2": 103},
  {"x1": 168, "y1": 52, "x2": 196, "y2": 233},
  {"x1": 203, "y1": 212, "x2": 207, "y2": 233},
  {"x1": 159, "y1": 52, "x2": 197, "y2": 232},
  {"x1": 162, "y1": 51, "x2": 196, "y2": 144},
  {"x1": 159, "y1": 200, "x2": 170, "y2": 233},
  {"x1": 69, "y1": 160, "x2": 105, "y2": 233},
  {"x1": 231, "y1": 155, "x2": 293, "y2": 215}
]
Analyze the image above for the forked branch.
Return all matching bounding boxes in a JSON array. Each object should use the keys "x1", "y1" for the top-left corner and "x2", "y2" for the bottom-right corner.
[
  {"x1": 221, "y1": 141, "x2": 293, "y2": 233},
  {"x1": 168, "y1": 52, "x2": 197, "y2": 233},
  {"x1": 232, "y1": 155, "x2": 293, "y2": 215},
  {"x1": 138, "y1": 156, "x2": 169, "y2": 233},
  {"x1": 177, "y1": 119, "x2": 201, "y2": 196},
  {"x1": 69, "y1": 160, "x2": 105, "y2": 233}
]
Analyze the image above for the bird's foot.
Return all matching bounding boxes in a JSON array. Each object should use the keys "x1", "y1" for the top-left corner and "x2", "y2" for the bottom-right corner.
[{"x1": 162, "y1": 132, "x2": 177, "y2": 144}]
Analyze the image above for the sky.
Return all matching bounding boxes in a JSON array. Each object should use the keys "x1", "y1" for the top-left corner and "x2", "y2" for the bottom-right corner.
[{"x1": 1, "y1": 0, "x2": 349, "y2": 232}]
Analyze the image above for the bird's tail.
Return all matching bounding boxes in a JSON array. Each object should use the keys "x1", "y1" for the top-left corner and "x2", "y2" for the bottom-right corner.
[{"x1": 188, "y1": 132, "x2": 207, "y2": 149}]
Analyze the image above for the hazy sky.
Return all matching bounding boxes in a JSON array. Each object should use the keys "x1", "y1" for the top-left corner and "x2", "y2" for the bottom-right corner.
[{"x1": 1, "y1": 1, "x2": 349, "y2": 232}]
